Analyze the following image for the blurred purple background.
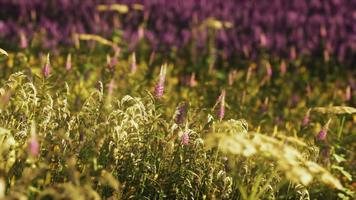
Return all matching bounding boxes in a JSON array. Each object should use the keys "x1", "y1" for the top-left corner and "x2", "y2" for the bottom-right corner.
[{"x1": 0, "y1": 0, "x2": 355, "y2": 62}]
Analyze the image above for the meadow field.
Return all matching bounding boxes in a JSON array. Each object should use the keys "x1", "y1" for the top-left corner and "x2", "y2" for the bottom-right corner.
[{"x1": 0, "y1": 1, "x2": 355, "y2": 199}]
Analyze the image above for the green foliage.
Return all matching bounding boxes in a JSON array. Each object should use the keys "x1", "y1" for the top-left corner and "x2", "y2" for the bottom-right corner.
[{"x1": 0, "y1": 50, "x2": 354, "y2": 199}]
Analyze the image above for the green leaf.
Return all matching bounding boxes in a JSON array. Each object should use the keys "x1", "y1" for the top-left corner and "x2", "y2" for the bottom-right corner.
[
  {"x1": 333, "y1": 154, "x2": 346, "y2": 163},
  {"x1": 332, "y1": 165, "x2": 352, "y2": 181}
]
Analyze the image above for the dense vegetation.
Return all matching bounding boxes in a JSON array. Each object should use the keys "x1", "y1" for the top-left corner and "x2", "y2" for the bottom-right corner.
[{"x1": 0, "y1": 1, "x2": 355, "y2": 200}]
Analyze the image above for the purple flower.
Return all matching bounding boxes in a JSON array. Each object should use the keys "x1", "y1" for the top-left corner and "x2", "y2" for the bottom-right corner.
[
  {"x1": 66, "y1": 53, "x2": 72, "y2": 71},
  {"x1": 29, "y1": 136, "x2": 39, "y2": 157},
  {"x1": 175, "y1": 102, "x2": 188, "y2": 124},
  {"x1": 317, "y1": 129, "x2": 327, "y2": 141},
  {"x1": 317, "y1": 120, "x2": 331, "y2": 141},
  {"x1": 181, "y1": 131, "x2": 189, "y2": 145},
  {"x1": 154, "y1": 64, "x2": 167, "y2": 99},
  {"x1": 42, "y1": 54, "x2": 51, "y2": 78}
]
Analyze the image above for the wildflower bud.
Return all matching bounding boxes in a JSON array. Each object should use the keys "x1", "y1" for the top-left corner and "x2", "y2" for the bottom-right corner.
[
  {"x1": 175, "y1": 102, "x2": 188, "y2": 124},
  {"x1": 20, "y1": 31, "x2": 28, "y2": 49},
  {"x1": 320, "y1": 26, "x2": 327, "y2": 38},
  {"x1": 306, "y1": 84, "x2": 312, "y2": 97},
  {"x1": 260, "y1": 33, "x2": 267, "y2": 47},
  {"x1": 301, "y1": 111, "x2": 310, "y2": 127},
  {"x1": 344, "y1": 86, "x2": 351, "y2": 101},
  {"x1": 290, "y1": 46, "x2": 297, "y2": 60},
  {"x1": 66, "y1": 53, "x2": 72, "y2": 71},
  {"x1": 317, "y1": 129, "x2": 327, "y2": 141},
  {"x1": 138, "y1": 26, "x2": 145, "y2": 40},
  {"x1": 260, "y1": 97, "x2": 269, "y2": 113},
  {"x1": 131, "y1": 52, "x2": 137, "y2": 73},
  {"x1": 154, "y1": 64, "x2": 167, "y2": 98},
  {"x1": 181, "y1": 131, "x2": 189, "y2": 145},
  {"x1": 228, "y1": 70, "x2": 237, "y2": 86},
  {"x1": 29, "y1": 136, "x2": 39, "y2": 157},
  {"x1": 317, "y1": 119, "x2": 331, "y2": 141},
  {"x1": 189, "y1": 72, "x2": 197, "y2": 87},
  {"x1": 323, "y1": 49, "x2": 330, "y2": 62},
  {"x1": 242, "y1": 44, "x2": 249, "y2": 57},
  {"x1": 265, "y1": 63, "x2": 272, "y2": 77},
  {"x1": 108, "y1": 79, "x2": 115, "y2": 96},
  {"x1": 280, "y1": 60, "x2": 287, "y2": 75},
  {"x1": 149, "y1": 51, "x2": 156, "y2": 65},
  {"x1": 217, "y1": 90, "x2": 226, "y2": 121},
  {"x1": 42, "y1": 53, "x2": 51, "y2": 78},
  {"x1": 107, "y1": 55, "x2": 118, "y2": 70}
]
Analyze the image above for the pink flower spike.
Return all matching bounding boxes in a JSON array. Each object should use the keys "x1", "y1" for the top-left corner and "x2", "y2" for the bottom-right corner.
[
  {"x1": 260, "y1": 33, "x2": 267, "y2": 47},
  {"x1": 42, "y1": 53, "x2": 51, "y2": 78},
  {"x1": 317, "y1": 129, "x2": 327, "y2": 141},
  {"x1": 29, "y1": 137, "x2": 40, "y2": 157},
  {"x1": 181, "y1": 131, "x2": 189, "y2": 145},
  {"x1": 154, "y1": 64, "x2": 167, "y2": 99},
  {"x1": 66, "y1": 54, "x2": 72, "y2": 71}
]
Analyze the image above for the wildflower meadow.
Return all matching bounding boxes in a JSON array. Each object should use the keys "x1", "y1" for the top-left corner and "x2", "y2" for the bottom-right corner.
[{"x1": 0, "y1": 1, "x2": 355, "y2": 199}]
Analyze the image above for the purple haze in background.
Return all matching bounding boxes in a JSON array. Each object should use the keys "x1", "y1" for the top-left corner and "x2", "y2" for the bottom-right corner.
[{"x1": 0, "y1": 0, "x2": 355, "y2": 62}]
